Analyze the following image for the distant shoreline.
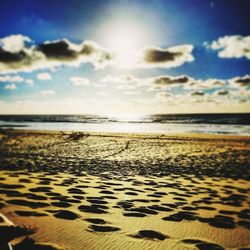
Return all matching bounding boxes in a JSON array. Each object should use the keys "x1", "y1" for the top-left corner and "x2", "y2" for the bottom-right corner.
[
  {"x1": 1, "y1": 128, "x2": 250, "y2": 140},
  {"x1": 0, "y1": 113, "x2": 249, "y2": 135}
]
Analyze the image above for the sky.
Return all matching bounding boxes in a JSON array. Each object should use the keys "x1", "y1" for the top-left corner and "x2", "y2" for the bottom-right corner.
[{"x1": 0, "y1": 0, "x2": 249, "y2": 115}]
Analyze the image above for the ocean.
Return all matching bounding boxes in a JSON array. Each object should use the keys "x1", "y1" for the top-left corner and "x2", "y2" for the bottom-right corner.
[{"x1": 0, "y1": 113, "x2": 249, "y2": 135}]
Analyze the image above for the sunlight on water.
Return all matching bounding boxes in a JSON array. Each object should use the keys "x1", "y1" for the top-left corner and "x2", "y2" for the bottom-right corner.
[{"x1": 0, "y1": 114, "x2": 249, "y2": 135}]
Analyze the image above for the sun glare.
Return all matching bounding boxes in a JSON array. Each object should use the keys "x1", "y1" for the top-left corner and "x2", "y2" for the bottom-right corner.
[
  {"x1": 108, "y1": 27, "x2": 144, "y2": 67},
  {"x1": 96, "y1": 19, "x2": 152, "y2": 68}
]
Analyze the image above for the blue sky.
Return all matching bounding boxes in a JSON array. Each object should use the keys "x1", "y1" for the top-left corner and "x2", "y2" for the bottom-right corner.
[{"x1": 0, "y1": 0, "x2": 249, "y2": 114}]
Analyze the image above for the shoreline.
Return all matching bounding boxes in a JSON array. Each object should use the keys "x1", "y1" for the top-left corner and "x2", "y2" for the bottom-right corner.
[{"x1": 2, "y1": 128, "x2": 250, "y2": 140}]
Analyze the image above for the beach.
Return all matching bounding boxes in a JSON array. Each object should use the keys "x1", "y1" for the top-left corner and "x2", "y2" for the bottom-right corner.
[{"x1": 0, "y1": 130, "x2": 250, "y2": 249}]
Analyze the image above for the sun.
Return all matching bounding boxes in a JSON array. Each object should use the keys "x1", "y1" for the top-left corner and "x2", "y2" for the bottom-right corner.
[
  {"x1": 95, "y1": 19, "x2": 152, "y2": 68},
  {"x1": 107, "y1": 26, "x2": 144, "y2": 67}
]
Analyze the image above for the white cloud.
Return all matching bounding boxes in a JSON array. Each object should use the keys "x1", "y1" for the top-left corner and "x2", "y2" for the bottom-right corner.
[
  {"x1": 185, "y1": 78, "x2": 225, "y2": 90},
  {"x1": 0, "y1": 75, "x2": 24, "y2": 82},
  {"x1": 116, "y1": 84, "x2": 137, "y2": 90},
  {"x1": 37, "y1": 72, "x2": 52, "y2": 80},
  {"x1": 25, "y1": 79, "x2": 34, "y2": 85},
  {"x1": 123, "y1": 91, "x2": 140, "y2": 95},
  {"x1": 94, "y1": 83, "x2": 106, "y2": 88},
  {"x1": 70, "y1": 76, "x2": 90, "y2": 86},
  {"x1": 96, "y1": 91, "x2": 109, "y2": 96},
  {"x1": 102, "y1": 74, "x2": 139, "y2": 84},
  {"x1": 102, "y1": 74, "x2": 142, "y2": 91},
  {"x1": 4, "y1": 83, "x2": 16, "y2": 90},
  {"x1": 209, "y1": 35, "x2": 250, "y2": 59},
  {"x1": 40, "y1": 89, "x2": 56, "y2": 96},
  {"x1": 0, "y1": 34, "x2": 31, "y2": 53}
]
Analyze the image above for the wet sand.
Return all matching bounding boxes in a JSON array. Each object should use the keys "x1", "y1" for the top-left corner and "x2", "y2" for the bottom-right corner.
[{"x1": 0, "y1": 130, "x2": 250, "y2": 249}]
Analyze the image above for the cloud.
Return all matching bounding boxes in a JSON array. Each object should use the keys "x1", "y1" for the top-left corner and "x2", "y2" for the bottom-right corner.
[
  {"x1": 4, "y1": 83, "x2": 16, "y2": 90},
  {"x1": 0, "y1": 35, "x2": 114, "y2": 74},
  {"x1": 0, "y1": 35, "x2": 196, "y2": 72},
  {"x1": 0, "y1": 73, "x2": 33, "y2": 87},
  {"x1": 37, "y1": 72, "x2": 52, "y2": 80},
  {"x1": 96, "y1": 91, "x2": 109, "y2": 96},
  {"x1": 38, "y1": 39, "x2": 79, "y2": 60},
  {"x1": 25, "y1": 79, "x2": 34, "y2": 85},
  {"x1": 102, "y1": 74, "x2": 141, "y2": 90},
  {"x1": 191, "y1": 91, "x2": 205, "y2": 96},
  {"x1": 214, "y1": 90, "x2": 229, "y2": 96},
  {"x1": 209, "y1": 35, "x2": 250, "y2": 59},
  {"x1": 70, "y1": 76, "x2": 90, "y2": 86},
  {"x1": 94, "y1": 83, "x2": 106, "y2": 88},
  {"x1": 40, "y1": 89, "x2": 56, "y2": 96},
  {"x1": 152, "y1": 75, "x2": 191, "y2": 85},
  {"x1": 185, "y1": 78, "x2": 225, "y2": 90},
  {"x1": 39, "y1": 39, "x2": 114, "y2": 69},
  {"x1": 140, "y1": 44, "x2": 194, "y2": 68},
  {"x1": 116, "y1": 84, "x2": 137, "y2": 90},
  {"x1": 101, "y1": 74, "x2": 228, "y2": 93},
  {"x1": 0, "y1": 75, "x2": 24, "y2": 82},
  {"x1": 154, "y1": 91, "x2": 173, "y2": 100},
  {"x1": 0, "y1": 34, "x2": 31, "y2": 53},
  {"x1": 145, "y1": 74, "x2": 193, "y2": 91},
  {"x1": 228, "y1": 75, "x2": 250, "y2": 88},
  {"x1": 123, "y1": 91, "x2": 140, "y2": 95},
  {"x1": 231, "y1": 89, "x2": 250, "y2": 99},
  {"x1": 102, "y1": 74, "x2": 139, "y2": 84}
]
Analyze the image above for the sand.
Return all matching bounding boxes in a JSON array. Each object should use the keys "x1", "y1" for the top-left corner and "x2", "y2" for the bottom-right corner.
[{"x1": 0, "y1": 130, "x2": 249, "y2": 250}]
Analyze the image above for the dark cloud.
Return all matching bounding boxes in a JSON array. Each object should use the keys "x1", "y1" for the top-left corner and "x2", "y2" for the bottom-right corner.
[
  {"x1": 38, "y1": 40, "x2": 77, "y2": 60},
  {"x1": 38, "y1": 39, "x2": 113, "y2": 62},
  {"x1": 229, "y1": 75, "x2": 250, "y2": 88},
  {"x1": 216, "y1": 90, "x2": 229, "y2": 96},
  {"x1": 143, "y1": 49, "x2": 181, "y2": 63},
  {"x1": 0, "y1": 48, "x2": 27, "y2": 63},
  {"x1": 191, "y1": 91, "x2": 205, "y2": 96},
  {"x1": 81, "y1": 42, "x2": 96, "y2": 55},
  {"x1": 0, "y1": 35, "x2": 114, "y2": 73},
  {"x1": 235, "y1": 76, "x2": 250, "y2": 87},
  {"x1": 153, "y1": 75, "x2": 191, "y2": 85},
  {"x1": 141, "y1": 45, "x2": 194, "y2": 68}
]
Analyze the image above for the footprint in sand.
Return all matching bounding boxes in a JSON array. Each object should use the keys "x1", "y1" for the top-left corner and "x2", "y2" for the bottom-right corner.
[
  {"x1": 7, "y1": 199, "x2": 49, "y2": 209},
  {"x1": 197, "y1": 215, "x2": 236, "y2": 229},
  {"x1": 131, "y1": 230, "x2": 168, "y2": 241},
  {"x1": 14, "y1": 210, "x2": 47, "y2": 217},
  {"x1": 162, "y1": 211, "x2": 197, "y2": 222},
  {"x1": 84, "y1": 218, "x2": 107, "y2": 224},
  {"x1": 181, "y1": 239, "x2": 225, "y2": 250},
  {"x1": 88, "y1": 224, "x2": 120, "y2": 233},
  {"x1": 78, "y1": 205, "x2": 108, "y2": 214},
  {"x1": 51, "y1": 202, "x2": 72, "y2": 208},
  {"x1": 52, "y1": 210, "x2": 80, "y2": 220}
]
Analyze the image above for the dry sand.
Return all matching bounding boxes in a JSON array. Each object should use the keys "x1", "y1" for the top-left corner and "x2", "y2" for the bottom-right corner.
[{"x1": 0, "y1": 130, "x2": 249, "y2": 250}]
